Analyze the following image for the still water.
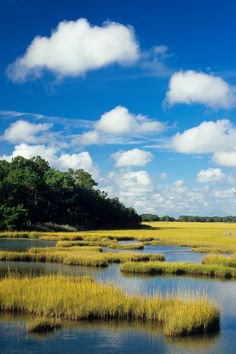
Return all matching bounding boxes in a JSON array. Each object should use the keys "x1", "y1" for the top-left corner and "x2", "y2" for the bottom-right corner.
[
  {"x1": 0, "y1": 238, "x2": 56, "y2": 251},
  {"x1": 0, "y1": 239, "x2": 235, "y2": 354}
]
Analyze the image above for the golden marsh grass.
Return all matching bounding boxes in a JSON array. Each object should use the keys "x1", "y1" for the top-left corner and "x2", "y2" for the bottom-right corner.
[
  {"x1": 1, "y1": 222, "x2": 236, "y2": 253},
  {"x1": 0, "y1": 248, "x2": 165, "y2": 267},
  {"x1": 0, "y1": 274, "x2": 220, "y2": 337},
  {"x1": 120, "y1": 261, "x2": 236, "y2": 279},
  {"x1": 202, "y1": 254, "x2": 236, "y2": 268}
]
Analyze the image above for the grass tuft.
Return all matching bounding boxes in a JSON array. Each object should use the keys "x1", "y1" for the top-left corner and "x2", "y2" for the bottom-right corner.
[
  {"x1": 202, "y1": 254, "x2": 236, "y2": 268},
  {"x1": 108, "y1": 243, "x2": 144, "y2": 250},
  {"x1": 120, "y1": 261, "x2": 236, "y2": 279}
]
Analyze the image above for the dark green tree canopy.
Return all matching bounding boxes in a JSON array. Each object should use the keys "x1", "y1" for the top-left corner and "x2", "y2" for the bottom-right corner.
[{"x1": 0, "y1": 156, "x2": 140, "y2": 230}]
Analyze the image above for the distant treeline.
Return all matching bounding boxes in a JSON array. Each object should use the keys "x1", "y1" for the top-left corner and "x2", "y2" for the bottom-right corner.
[
  {"x1": 0, "y1": 156, "x2": 140, "y2": 230},
  {"x1": 141, "y1": 214, "x2": 236, "y2": 223}
]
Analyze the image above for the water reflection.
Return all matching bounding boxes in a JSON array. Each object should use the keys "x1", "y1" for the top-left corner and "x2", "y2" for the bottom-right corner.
[{"x1": 0, "y1": 313, "x2": 221, "y2": 354}]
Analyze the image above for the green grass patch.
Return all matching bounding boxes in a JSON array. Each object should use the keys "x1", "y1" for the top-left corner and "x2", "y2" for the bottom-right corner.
[
  {"x1": 0, "y1": 274, "x2": 220, "y2": 337},
  {"x1": 56, "y1": 240, "x2": 117, "y2": 248},
  {"x1": 120, "y1": 261, "x2": 236, "y2": 279},
  {"x1": 108, "y1": 243, "x2": 144, "y2": 250},
  {"x1": 0, "y1": 248, "x2": 165, "y2": 268},
  {"x1": 202, "y1": 254, "x2": 236, "y2": 268}
]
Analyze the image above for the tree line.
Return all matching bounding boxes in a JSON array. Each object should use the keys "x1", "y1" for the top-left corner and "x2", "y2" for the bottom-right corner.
[
  {"x1": 141, "y1": 214, "x2": 236, "y2": 222},
  {"x1": 0, "y1": 156, "x2": 140, "y2": 230}
]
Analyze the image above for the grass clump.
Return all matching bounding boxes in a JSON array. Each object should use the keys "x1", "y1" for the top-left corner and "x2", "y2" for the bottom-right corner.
[
  {"x1": 120, "y1": 261, "x2": 236, "y2": 279},
  {"x1": 31, "y1": 246, "x2": 103, "y2": 253},
  {"x1": 56, "y1": 240, "x2": 116, "y2": 248},
  {"x1": 0, "y1": 249, "x2": 165, "y2": 268},
  {"x1": 27, "y1": 318, "x2": 61, "y2": 333},
  {"x1": 0, "y1": 250, "x2": 108, "y2": 267},
  {"x1": 0, "y1": 274, "x2": 220, "y2": 337},
  {"x1": 108, "y1": 243, "x2": 144, "y2": 250},
  {"x1": 202, "y1": 254, "x2": 236, "y2": 268},
  {"x1": 103, "y1": 252, "x2": 164, "y2": 263}
]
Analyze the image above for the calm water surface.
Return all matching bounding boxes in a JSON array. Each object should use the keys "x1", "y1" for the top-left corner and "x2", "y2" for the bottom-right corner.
[
  {"x1": 0, "y1": 239, "x2": 235, "y2": 354},
  {"x1": 0, "y1": 238, "x2": 56, "y2": 251}
]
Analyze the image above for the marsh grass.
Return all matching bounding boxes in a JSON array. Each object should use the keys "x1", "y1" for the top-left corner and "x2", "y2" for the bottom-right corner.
[
  {"x1": 56, "y1": 240, "x2": 117, "y2": 248},
  {"x1": 192, "y1": 247, "x2": 232, "y2": 254},
  {"x1": 0, "y1": 274, "x2": 220, "y2": 337},
  {"x1": 31, "y1": 246, "x2": 103, "y2": 253},
  {"x1": 27, "y1": 318, "x2": 62, "y2": 333},
  {"x1": 109, "y1": 243, "x2": 144, "y2": 250},
  {"x1": 0, "y1": 249, "x2": 165, "y2": 268},
  {"x1": 120, "y1": 261, "x2": 236, "y2": 279},
  {"x1": 2, "y1": 222, "x2": 236, "y2": 253},
  {"x1": 56, "y1": 240, "x2": 144, "y2": 250},
  {"x1": 202, "y1": 254, "x2": 236, "y2": 268}
]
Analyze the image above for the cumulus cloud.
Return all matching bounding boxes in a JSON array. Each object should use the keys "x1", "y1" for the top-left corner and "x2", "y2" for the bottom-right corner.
[
  {"x1": 105, "y1": 170, "x2": 153, "y2": 209},
  {"x1": 172, "y1": 119, "x2": 236, "y2": 154},
  {"x1": 214, "y1": 151, "x2": 236, "y2": 167},
  {"x1": 112, "y1": 148, "x2": 153, "y2": 167},
  {"x1": 80, "y1": 131, "x2": 99, "y2": 145},
  {"x1": 102, "y1": 172, "x2": 236, "y2": 215},
  {"x1": 80, "y1": 106, "x2": 166, "y2": 145},
  {"x1": 1, "y1": 143, "x2": 98, "y2": 177},
  {"x1": 171, "y1": 119, "x2": 236, "y2": 168},
  {"x1": 1, "y1": 143, "x2": 57, "y2": 162},
  {"x1": 57, "y1": 152, "x2": 97, "y2": 173},
  {"x1": 165, "y1": 70, "x2": 236, "y2": 109},
  {"x1": 8, "y1": 18, "x2": 140, "y2": 81},
  {"x1": 3, "y1": 120, "x2": 52, "y2": 144},
  {"x1": 96, "y1": 106, "x2": 164, "y2": 135},
  {"x1": 197, "y1": 168, "x2": 225, "y2": 183}
]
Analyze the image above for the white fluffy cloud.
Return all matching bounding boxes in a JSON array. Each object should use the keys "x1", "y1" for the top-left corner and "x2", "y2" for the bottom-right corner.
[
  {"x1": 96, "y1": 106, "x2": 164, "y2": 135},
  {"x1": 214, "y1": 151, "x2": 236, "y2": 167},
  {"x1": 172, "y1": 119, "x2": 236, "y2": 154},
  {"x1": 171, "y1": 119, "x2": 236, "y2": 168},
  {"x1": 8, "y1": 18, "x2": 140, "y2": 81},
  {"x1": 165, "y1": 70, "x2": 236, "y2": 109},
  {"x1": 81, "y1": 106, "x2": 165, "y2": 145},
  {"x1": 2, "y1": 143, "x2": 57, "y2": 162},
  {"x1": 57, "y1": 152, "x2": 96, "y2": 173},
  {"x1": 80, "y1": 131, "x2": 99, "y2": 145},
  {"x1": 112, "y1": 148, "x2": 153, "y2": 167},
  {"x1": 197, "y1": 168, "x2": 225, "y2": 183},
  {"x1": 1, "y1": 143, "x2": 98, "y2": 177},
  {"x1": 3, "y1": 120, "x2": 52, "y2": 144},
  {"x1": 105, "y1": 170, "x2": 153, "y2": 210},
  {"x1": 102, "y1": 172, "x2": 236, "y2": 215}
]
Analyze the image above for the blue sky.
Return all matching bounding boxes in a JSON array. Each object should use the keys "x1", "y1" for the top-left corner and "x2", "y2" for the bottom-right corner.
[{"x1": 1, "y1": 0, "x2": 236, "y2": 216}]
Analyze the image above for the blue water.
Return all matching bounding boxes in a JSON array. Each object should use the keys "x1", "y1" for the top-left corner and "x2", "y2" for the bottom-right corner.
[
  {"x1": 0, "y1": 239, "x2": 235, "y2": 353},
  {"x1": 105, "y1": 243, "x2": 205, "y2": 263},
  {"x1": 0, "y1": 238, "x2": 56, "y2": 251}
]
